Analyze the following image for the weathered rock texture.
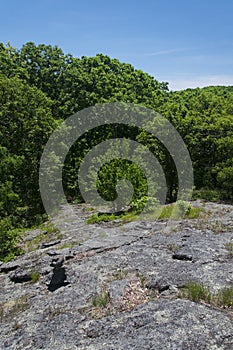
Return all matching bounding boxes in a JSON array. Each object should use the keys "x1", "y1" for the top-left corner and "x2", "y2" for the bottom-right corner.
[{"x1": 0, "y1": 201, "x2": 232, "y2": 349}]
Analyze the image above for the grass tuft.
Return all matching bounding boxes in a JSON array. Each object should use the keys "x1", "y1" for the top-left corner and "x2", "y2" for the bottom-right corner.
[
  {"x1": 179, "y1": 282, "x2": 233, "y2": 308},
  {"x1": 86, "y1": 201, "x2": 202, "y2": 224},
  {"x1": 30, "y1": 270, "x2": 40, "y2": 283},
  {"x1": 92, "y1": 292, "x2": 110, "y2": 308},
  {"x1": 179, "y1": 282, "x2": 211, "y2": 303}
]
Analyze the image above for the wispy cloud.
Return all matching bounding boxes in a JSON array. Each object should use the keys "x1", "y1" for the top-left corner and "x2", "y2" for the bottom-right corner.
[
  {"x1": 118, "y1": 47, "x2": 200, "y2": 59},
  {"x1": 143, "y1": 47, "x2": 197, "y2": 57}
]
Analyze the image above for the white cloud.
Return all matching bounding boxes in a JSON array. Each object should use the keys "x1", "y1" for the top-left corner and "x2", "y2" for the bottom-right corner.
[{"x1": 166, "y1": 75, "x2": 233, "y2": 91}]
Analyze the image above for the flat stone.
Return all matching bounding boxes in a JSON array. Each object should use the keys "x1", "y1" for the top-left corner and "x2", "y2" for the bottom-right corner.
[
  {"x1": 40, "y1": 240, "x2": 61, "y2": 249},
  {"x1": 0, "y1": 262, "x2": 20, "y2": 273}
]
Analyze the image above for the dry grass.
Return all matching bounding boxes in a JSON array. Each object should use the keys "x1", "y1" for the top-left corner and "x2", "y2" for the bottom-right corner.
[
  {"x1": 83, "y1": 274, "x2": 154, "y2": 319},
  {"x1": 0, "y1": 295, "x2": 29, "y2": 322}
]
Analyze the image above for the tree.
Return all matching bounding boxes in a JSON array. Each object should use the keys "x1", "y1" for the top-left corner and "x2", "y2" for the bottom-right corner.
[{"x1": 0, "y1": 74, "x2": 59, "y2": 223}]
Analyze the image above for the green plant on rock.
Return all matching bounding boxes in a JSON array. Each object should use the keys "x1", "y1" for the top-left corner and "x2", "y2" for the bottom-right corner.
[
  {"x1": 86, "y1": 212, "x2": 117, "y2": 224},
  {"x1": 131, "y1": 196, "x2": 160, "y2": 214},
  {"x1": 224, "y1": 242, "x2": 233, "y2": 257},
  {"x1": 179, "y1": 282, "x2": 233, "y2": 308},
  {"x1": 86, "y1": 201, "x2": 202, "y2": 224},
  {"x1": 158, "y1": 202, "x2": 202, "y2": 220},
  {"x1": 92, "y1": 292, "x2": 110, "y2": 308},
  {"x1": 171, "y1": 200, "x2": 192, "y2": 218},
  {"x1": 39, "y1": 222, "x2": 59, "y2": 235},
  {"x1": 186, "y1": 206, "x2": 202, "y2": 219},
  {"x1": 30, "y1": 270, "x2": 40, "y2": 283},
  {"x1": 179, "y1": 282, "x2": 211, "y2": 303},
  {"x1": 215, "y1": 287, "x2": 233, "y2": 308}
]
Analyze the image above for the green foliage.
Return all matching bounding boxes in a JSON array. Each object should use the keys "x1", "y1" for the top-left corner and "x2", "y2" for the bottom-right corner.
[
  {"x1": 137, "y1": 128, "x2": 178, "y2": 203},
  {"x1": 192, "y1": 188, "x2": 221, "y2": 202},
  {"x1": 39, "y1": 222, "x2": 59, "y2": 235},
  {"x1": 176, "y1": 200, "x2": 192, "y2": 215},
  {"x1": 215, "y1": 162, "x2": 233, "y2": 201},
  {"x1": 157, "y1": 204, "x2": 174, "y2": 219},
  {"x1": 131, "y1": 196, "x2": 160, "y2": 213},
  {"x1": 0, "y1": 41, "x2": 232, "y2": 248},
  {"x1": 0, "y1": 43, "x2": 28, "y2": 81},
  {"x1": 166, "y1": 200, "x2": 202, "y2": 219},
  {"x1": 86, "y1": 196, "x2": 160, "y2": 224},
  {"x1": 0, "y1": 219, "x2": 59, "y2": 262},
  {"x1": 91, "y1": 158, "x2": 149, "y2": 211},
  {"x1": 159, "y1": 87, "x2": 233, "y2": 200},
  {"x1": 0, "y1": 218, "x2": 22, "y2": 262},
  {"x1": 0, "y1": 73, "x2": 59, "y2": 226},
  {"x1": 0, "y1": 146, "x2": 23, "y2": 218}
]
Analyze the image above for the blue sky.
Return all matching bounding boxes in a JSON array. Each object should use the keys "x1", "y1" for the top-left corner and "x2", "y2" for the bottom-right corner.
[{"x1": 1, "y1": 0, "x2": 233, "y2": 90}]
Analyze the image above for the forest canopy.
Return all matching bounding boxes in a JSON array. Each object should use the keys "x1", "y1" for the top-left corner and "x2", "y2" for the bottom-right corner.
[{"x1": 0, "y1": 41, "x2": 232, "y2": 259}]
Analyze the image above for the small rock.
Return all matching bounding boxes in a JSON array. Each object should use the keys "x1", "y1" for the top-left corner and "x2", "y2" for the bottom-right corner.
[
  {"x1": 47, "y1": 250, "x2": 59, "y2": 256},
  {"x1": 0, "y1": 262, "x2": 20, "y2": 273},
  {"x1": 9, "y1": 269, "x2": 32, "y2": 283},
  {"x1": 147, "y1": 279, "x2": 170, "y2": 293},
  {"x1": 160, "y1": 285, "x2": 179, "y2": 296},
  {"x1": 50, "y1": 256, "x2": 64, "y2": 268}
]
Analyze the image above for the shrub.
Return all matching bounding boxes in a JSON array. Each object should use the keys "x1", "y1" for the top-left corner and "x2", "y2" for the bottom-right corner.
[
  {"x1": 131, "y1": 196, "x2": 160, "y2": 214},
  {"x1": 0, "y1": 218, "x2": 22, "y2": 262},
  {"x1": 192, "y1": 188, "x2": 221, "y2": 202}
]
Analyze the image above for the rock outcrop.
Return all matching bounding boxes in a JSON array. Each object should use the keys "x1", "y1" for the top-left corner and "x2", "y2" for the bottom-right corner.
[{"x1": 0, "y1": 201, "x2": 232, "y2": 349}]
